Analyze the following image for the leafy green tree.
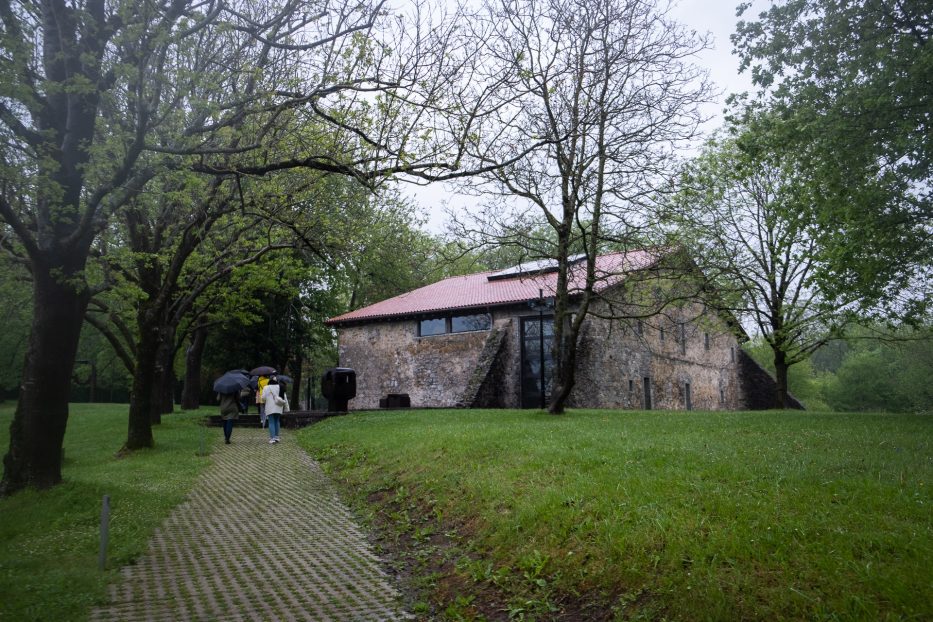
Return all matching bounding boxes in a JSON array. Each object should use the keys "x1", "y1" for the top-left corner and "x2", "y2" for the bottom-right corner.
[
  {"x1": 732, "y1": 0, "x2": 932, "y2": 320},
  {"x1": 0, "y1": 0, "x2": 492, "y2": 494},
  {"x1": 822, "y1": 326, "x2": 933, "y2": 412},
  {"x1": 0, "y1": 258, "x2": 30, "y2": 398},
  {"x1": 672, "y1": 125, "x2": 860, "y2": 408}
]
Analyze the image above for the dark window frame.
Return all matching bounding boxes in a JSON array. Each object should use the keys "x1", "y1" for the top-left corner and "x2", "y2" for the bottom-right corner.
[
  {"x1": 451, "y1": 312, "x2": 492, "y2": 333},
  {"x1": 418, "y1": 312, "x2": 492, "y2": 337},
  {"x1": 418, "y1": 317, "x2": 447, "y2": 337}
]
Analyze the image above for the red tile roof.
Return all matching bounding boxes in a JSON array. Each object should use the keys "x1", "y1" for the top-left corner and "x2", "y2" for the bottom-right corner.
[{"x1": 326, "y1": 250, "x2": 661, "y2": 325}]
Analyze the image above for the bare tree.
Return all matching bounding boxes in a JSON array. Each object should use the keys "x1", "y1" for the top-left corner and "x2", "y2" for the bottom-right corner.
[{"x1": 451, "y1": 0, "x2": 712, "y2": 413}]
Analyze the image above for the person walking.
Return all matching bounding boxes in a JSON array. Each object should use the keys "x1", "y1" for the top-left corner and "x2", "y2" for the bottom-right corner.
[
  {"x1": 218, "y1": 391, "x2": 243, "y2": 444},
  {"x1": 255, "y1": 374, "x2": 270, "y2": 426},
  {"x1": 261, "y1": 377, "x2": 286, "y2": 444}
]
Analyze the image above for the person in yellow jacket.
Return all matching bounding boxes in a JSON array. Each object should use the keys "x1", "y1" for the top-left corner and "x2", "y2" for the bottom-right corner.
[{"x1": 255, "y1": 375, "x2": 269, "y2": 426}]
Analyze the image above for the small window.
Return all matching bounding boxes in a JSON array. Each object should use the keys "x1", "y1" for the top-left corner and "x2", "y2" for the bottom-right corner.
[
  {"x1": 720, "y1": 387, "x2": 725, "y2": 403},
  {"x1": 643, "y1": 377, "x2": 652, "y2": 410},
  {"x1": 730, "y1": 346, "x2": 735, "y2": 362},
  {"x1": 451, "y1": 313, "x2": 491, "y2": 333},
  {"x1": 704, "y1": 332, "x2": 710, "y2": 351},
  {"x1": 660, "y1": 327, "x2": 665, "y2": 342},
  {"x1": 419, "y1": 318, "x2": 446, "y2": 336},
  {"x1": 628, "y1": 379, "x2": 634, "y2": 392},
  {"x1": 685, "y1": 382, "x2": 692, "y2": 411}
]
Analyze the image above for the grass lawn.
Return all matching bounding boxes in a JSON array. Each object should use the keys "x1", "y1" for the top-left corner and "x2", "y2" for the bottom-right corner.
[
  {"x1": 298, "y1": 408, "x2": 932, "y2": 621},
  {"x1": 0, "y1": 402, "x2": 212, "y2": 622}
]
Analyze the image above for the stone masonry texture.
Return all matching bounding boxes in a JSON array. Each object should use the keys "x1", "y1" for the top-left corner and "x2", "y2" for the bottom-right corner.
[
  {"x1": 89, "y1": 428, "x2": 410, "y2": 622},
  {"x1": 337, "y1": 298, "x2": 765, "y2": 411}
]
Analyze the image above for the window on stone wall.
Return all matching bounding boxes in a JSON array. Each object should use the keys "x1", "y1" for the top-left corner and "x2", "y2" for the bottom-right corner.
[
  {"x1": 685, "y1": 382, "x2": 692, "y2": 411},
  {"x1": 629, "y1": 379, "x2": 634, "y2": 392},
  {"x1": 419, "y1": 313, "x2": 491, "y2": 336},
  {"x1": 419, "y1": 317, "x2": 447, "y2": 336},
  {"x1": 730, "y1": 346, "x2": 735, "y2": 362},
  {"x1": 660, "y1": 326, "x2": 665, "y2": 342},
  {"x1": 451, "y1": 313, "x2": 491, "y2": 333},
  {"x1": 704, "y1": 332, "x2": 710, "y2": 351}
]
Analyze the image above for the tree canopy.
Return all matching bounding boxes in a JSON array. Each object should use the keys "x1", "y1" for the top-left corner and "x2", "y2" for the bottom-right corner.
[{"x1": 732, "y1": 0, "x2": 932, "y2": 319}]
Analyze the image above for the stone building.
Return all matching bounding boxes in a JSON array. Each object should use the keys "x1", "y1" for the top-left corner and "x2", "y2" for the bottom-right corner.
[{"x1": 326, "y1": 251, "x2": 793, "y2": 411}]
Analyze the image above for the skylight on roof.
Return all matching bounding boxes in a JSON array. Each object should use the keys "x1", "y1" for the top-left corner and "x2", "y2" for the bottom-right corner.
[{"x1": 487, "y1": 253, "x2": 587, "y2": 281}]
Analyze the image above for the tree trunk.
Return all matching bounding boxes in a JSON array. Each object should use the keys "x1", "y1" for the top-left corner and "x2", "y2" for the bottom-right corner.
[
  {"x1": 158, "y1": 325, "x2": 176, "y2": 415},
  {"x1": 774, "y1": 350, "x2": 790, "y2": 409},
  {"x1": 127, "y1": 318, "x2": 159, "y2": 450},
  {"x1": 1, "y1": 260, "x2": 90, "y2": 494},
  {"x1": 181, "y1": 326, "x2": 207, "y2": 410},
  {"x1": 292, "y1": 353, "x2": 303, "y2": 410},
  {"x1": 550, "y1": 315, "x2": 583, "y2": 415}
]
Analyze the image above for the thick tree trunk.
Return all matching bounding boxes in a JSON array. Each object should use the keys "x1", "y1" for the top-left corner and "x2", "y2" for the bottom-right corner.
[
  {"x1": 549, "y1": 320, "x2": 579, "y2": 415},
  {"x1": 774, "y1": 351, "x2": 790, "y2": 409},
  {"x1": 1, "y1": 261, "x2": 90, "y2": 494},
  {"x1": 158, "y1": 325, "x2": 176, "y2": 415},
  {"x1": 181, "y1": 326, "x2": 207, "y2": 410},
  {"x1": 127, "y1": 320, "x2": 159, "y2": 449}
]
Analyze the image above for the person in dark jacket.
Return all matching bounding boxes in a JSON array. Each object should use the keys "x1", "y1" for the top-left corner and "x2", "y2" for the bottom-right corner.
[{"x1": 218, "y1": 392, "x2": 242, "y2": 444}]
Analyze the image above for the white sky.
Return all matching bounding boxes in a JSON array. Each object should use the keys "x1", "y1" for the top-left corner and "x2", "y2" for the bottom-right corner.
[{"x1": 406, "y1": 0, "x2": 767, "y2": 233}]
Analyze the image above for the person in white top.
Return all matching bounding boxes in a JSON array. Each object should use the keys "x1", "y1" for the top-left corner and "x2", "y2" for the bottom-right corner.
[{"x1": 260, "y1": 377, "x2": 287, "y2": 444}]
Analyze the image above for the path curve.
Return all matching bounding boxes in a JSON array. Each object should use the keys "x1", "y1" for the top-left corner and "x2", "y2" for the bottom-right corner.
[{"x1": 90, "y1": 428, "x2": 410, "y2": 621}]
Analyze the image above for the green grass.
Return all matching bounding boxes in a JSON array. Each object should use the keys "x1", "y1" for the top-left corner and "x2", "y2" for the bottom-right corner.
[
  {"x1": 0, "y1": 402, "x2": 212, "y2": 622},
  {"x1": 298, "y1": 409, "x2": 933, "y2": 621}
]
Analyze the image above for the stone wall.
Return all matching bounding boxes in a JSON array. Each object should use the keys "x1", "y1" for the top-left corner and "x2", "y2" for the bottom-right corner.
[
  {"x1": 337, "y1": 319, "x2": 490, "y2": 409},
  {"x1": 336, "y1": 298, "x2": 784, "y2": 412},
  {"x1": 460, "y1": 322, "x2": 510, "y2": 408},
  {"x1": 569, "y1": 299, "x2": 744, "y2": 411}
]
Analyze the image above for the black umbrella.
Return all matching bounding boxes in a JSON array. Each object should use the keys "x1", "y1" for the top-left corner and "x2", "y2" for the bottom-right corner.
[
  {"x1": 213, "y1": 370, "x2": 250, "y2": 394},
  {"x1": 250, "y1": 365, "x2": 277, "y2": 376},
  {"x1": 275, "y1": 374, "x2": 293, "y2": 385}
]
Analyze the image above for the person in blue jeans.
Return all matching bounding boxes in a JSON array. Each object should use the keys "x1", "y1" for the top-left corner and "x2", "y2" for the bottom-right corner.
[{"x1": 261, "y1": 377, "x2": 286, "y2": 444}]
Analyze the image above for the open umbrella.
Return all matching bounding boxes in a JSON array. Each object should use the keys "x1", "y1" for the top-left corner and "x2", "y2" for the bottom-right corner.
[
  {"x1": 250, "y1": 365, "x2": 277, "y2": 376},
  {"x1": 213, "y1": 370, "x2": 250, "y2": 394},
  {"x1": 275, "y1": 374, "x2": 293, "y2": 385}
]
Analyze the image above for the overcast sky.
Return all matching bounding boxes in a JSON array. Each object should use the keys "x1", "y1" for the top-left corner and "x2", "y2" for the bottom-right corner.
[{"x1": 408, "y1": 0, "x2": 766, "y2": 232}]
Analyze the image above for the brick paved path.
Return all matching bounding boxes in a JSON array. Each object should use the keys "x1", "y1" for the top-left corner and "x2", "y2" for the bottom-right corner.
[{"x1": 90, "y1": 428, "x2": 410, "y2": 621}]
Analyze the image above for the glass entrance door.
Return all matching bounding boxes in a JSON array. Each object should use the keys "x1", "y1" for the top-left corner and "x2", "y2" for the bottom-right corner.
[{"x1": 521, "y1": 315, "x2": 555, "y2": 408}]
